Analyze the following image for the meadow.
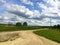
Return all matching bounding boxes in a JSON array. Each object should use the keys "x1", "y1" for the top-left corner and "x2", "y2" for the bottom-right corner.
[
  {"x1": 34, "y1": 29, "x2": 60, "y2": 43},
  {"x1": 0, "y1": 25, "x2": 45, "y2": 32}
]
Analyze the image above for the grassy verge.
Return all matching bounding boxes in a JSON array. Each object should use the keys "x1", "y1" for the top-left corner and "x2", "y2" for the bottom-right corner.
[
  {"x1": 0, "y1": 26, "x2": 45, "y2": 32},
  {"x1": 34, "y1": 29, "x2": 60, "y2": 43}
]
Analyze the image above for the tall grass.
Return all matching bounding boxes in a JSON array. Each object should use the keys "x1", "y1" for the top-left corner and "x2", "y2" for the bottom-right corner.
[{"x1": 34, "y1": 29, "x2": 60, "y2": 43}]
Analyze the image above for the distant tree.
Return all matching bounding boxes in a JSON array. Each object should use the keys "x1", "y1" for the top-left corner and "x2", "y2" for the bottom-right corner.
[
  {"x1": 57, "y1": 24, "x2": 60, "y2": 28},
  {"x1": 23, "y1": 22, "x2": 28, "y2": 26},
  {"x1": 54, "y1": 25, "x2": 57, "y2": 28},
  {"x1": 16, "y1": 22, "x2": 22, "y2": 26},
  {"x1": 53, "y1": 24, "x2": 60, "y2": 28}
]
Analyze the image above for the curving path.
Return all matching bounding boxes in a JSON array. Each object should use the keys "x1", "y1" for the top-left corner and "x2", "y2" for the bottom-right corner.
[{"x1": 0, "y1": 30, "x2": 60, "y2": 45}]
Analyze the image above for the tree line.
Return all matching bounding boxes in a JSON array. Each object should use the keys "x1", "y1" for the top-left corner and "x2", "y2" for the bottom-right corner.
[
  {"x1": 53, "y1": 24, "x2": 60, "y2": 28},
  {"x1": 15, "y1": 22, "x2": 28, "y2": 26}
]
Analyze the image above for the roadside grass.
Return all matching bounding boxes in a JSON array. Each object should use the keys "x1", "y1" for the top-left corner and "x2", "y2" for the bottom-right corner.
[
  {"x1": 34, "y1": 29, "x2": 60, "y2": 43},
  {"x1": 0, "y1": 25, "x2": 45, "y2": 32}
]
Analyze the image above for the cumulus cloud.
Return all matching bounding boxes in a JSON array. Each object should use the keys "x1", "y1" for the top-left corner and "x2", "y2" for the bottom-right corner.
[
  {"x1": 4, "y1": 3, "x2": 41, "y2": 19},
  {"x1": 0, "y1": 0, "x2": 60, "y2": 26},
  {"x1": 38, "y1": 0, "x2": 60, "y2": 19},
  {"x1": 0, "y1": 0, "x2": 6, "y2": 3},
  {"x1": 43, "y1": 0, "x2": 60, "y2": 7},
  {"x1": 20, "y1": 0, "x2": 33, "y2": 6},
  {"x1": 3, "y1": 3, "x2": 43, "y2": 25},
  {"x1": 36, "y1": 0, "x2": 60, "y2": 25}
]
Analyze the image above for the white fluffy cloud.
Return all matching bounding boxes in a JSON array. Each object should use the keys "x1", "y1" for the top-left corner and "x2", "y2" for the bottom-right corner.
[
  {"x1": 38, "y1": 0, "x2": 60, "y2": 17},
  {"x1": 20, "y1": 0, "x2": 33, "y2": 6},
  {"x1": 3, "y1": 3, "x2": 43, "y2": 25},
  {"x1": 0, "y1": 0, "x2": 6, "y2": 3},
  {"x1": 37, "y1": 0, "x2": 60, "y2": 26},
  {"x1": 0, "y1": 0, "x2": 60, "y2": 26},
  {"x1": 4, "y1": 3, "x2": 41, "y2": 18},
  {"x1": 43, "y1": 0, "x2": 60, "y2": 7},
  {"x1": 0, "y1": 12, "x2": 26, "y2": 24}
]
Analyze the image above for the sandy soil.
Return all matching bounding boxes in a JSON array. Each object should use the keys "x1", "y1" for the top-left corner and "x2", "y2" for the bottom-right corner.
[{"x1": 0, "y1": 30, "x2": 60, "y2": 45}]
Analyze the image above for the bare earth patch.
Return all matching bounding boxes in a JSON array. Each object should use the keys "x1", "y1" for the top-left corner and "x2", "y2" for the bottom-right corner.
[
  {"x1": 0, "y1": 32, "x2": 19, "y2": 42},
  {"x1": 0, "y1": 30, "x2": 60, "y2": 45}
]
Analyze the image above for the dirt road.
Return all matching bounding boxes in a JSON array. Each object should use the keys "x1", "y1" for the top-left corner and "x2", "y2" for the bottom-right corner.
[{"x1": 0, "y1": 30, "x2": 60, "y2": 45}]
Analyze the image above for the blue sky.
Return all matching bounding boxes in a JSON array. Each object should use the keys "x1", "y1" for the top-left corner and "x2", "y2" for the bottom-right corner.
[{"x1": 0, "y1": 0, "x2": 60, "y2": 26}]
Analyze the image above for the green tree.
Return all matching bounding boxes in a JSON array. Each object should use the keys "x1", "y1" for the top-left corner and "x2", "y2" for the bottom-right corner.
[
  {"x1": 57, "y1": 24, "x2": 60, "y2": 28},
  {"x1": 16, "y1": 22, "x2": 22, "y2": 26},
  {"x1": 23, "y1": 22, "x2": 28, "y2": 26},
  {"x1": 54, "y1": 25, "x2": 57, "y2": 28}
]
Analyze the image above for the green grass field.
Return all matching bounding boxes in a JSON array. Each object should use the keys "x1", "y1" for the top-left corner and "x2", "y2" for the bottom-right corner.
[
  {"x1": 34, "y1": 29, "x2": 60, "y2": 43},
  {"x1": 0, "y1": 25, "x2": 44, "y2": 32}
]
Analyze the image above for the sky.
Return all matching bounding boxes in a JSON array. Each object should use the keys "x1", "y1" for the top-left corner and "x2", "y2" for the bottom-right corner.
[{"x1": 0, "y1": 0, "x2": 60, "y2": 26}]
